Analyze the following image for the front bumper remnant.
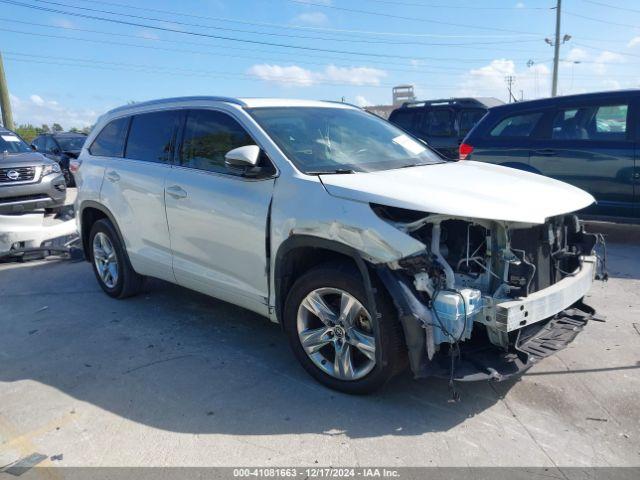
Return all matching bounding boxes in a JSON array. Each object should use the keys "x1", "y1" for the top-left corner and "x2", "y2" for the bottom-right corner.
[
  {"x1": 429, "y1": 302, "x2": 596, "y2": 382},
  {"x1": 377, "y1": 266, "x2": 598, "y2": 382},
  {"x1": 484, "y1": 256, "x2": 597, "y2": 332}
]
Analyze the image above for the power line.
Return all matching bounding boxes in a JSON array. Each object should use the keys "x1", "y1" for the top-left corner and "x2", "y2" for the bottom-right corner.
[
  {"x1": 0, "y1": 22, "x2": 544, "y2": 68},
  {"x1": 1, "y1": 52, "x2": 494, "y2": 91},
  {"x1": 286, "y1": 0, "x2": 542, "y2": 35},
  {"x1": 70, "y1": 0, "x2": 542, "y2": 39},
  {"x1": 4, "y1": 50, "x2": 627, "y2": 89},
  {"x1": 25, "y1": 0, "x2": 540, "y2": 47},
  {"x1": 0, "y1": 0, "x2": 542, "y2": 61},
  {"x1": 564, "y1": 9, "x2": 640, "y2": 28},
  {"x1": 581, "y1": 0, "x2": 640, "y2": 14},
  {"x1": 0, "y1": 24, "x2": 502, "y2": 75},
  {"x1": 349, "y1": 0, "x2": 552, "y2": 9}
]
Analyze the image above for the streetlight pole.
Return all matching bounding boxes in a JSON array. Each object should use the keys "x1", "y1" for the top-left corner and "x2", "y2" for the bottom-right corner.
[{"x1": 551, "y1": 0, "x2": 562, "y2": 97}]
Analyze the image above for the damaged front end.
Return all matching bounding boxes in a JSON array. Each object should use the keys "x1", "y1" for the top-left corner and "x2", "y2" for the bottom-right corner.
[{"x1": 372, "y1": 204, "x2": 606, "y2": 383}]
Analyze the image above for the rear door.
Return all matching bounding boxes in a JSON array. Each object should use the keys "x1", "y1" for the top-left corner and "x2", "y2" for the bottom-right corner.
[
  {"x1": 469, "y1": 110, "x2": 547, "y2": 169},
  {"x1": 418, "y1": 108, "x2": 457, "y2": 159},
  {"x1": 99, "y1": 109, "x2": 179, "y2": 282},
  {"x1": 44, "y1": 136, "x2": 62, "y2": 163},
  {"x1": 388, "y1": 107, "x2": 424, "y2": 139},
  {"x1": 458, "y1": 108, "x2": 486, "y2": 143},
  {"x1": 165, "y1": 108, "x2": 276, "y2": 314},
  {"x1": 529, "y1": 98, "x2": 635, "y2": 218}
]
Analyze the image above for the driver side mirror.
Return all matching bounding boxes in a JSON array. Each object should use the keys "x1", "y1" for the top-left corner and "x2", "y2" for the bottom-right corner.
[
  {"x1": 224, "y1": 145, "x2": 260, "y2": 172},
  {"x1": 30, "y1": 144, "x2": 38, "y2": 152}
]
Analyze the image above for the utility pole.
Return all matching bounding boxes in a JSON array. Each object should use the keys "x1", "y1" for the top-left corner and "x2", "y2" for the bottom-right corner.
[
  {"x1": 551, "y1": 0, "x2": 562, "y2": 97},
  {"x1": 505, "y1": 75, "x2": 516, "y2": 103},
  {"x1": 0, "y1": 52, "x2": 14, "y2": 130}
]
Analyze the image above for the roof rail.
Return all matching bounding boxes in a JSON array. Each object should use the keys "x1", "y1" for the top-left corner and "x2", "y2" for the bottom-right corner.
[
  {"x1": 401, "y1": 97, "x2": 503, "y2": 108},
  {"x1": 107, "y1": 96, "x2": 247, "y2": 115}
]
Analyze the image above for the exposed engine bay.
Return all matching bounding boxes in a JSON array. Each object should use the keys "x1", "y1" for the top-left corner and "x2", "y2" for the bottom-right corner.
[{"x1": 371, "y1": 204, "x2": 605, "y2": 384}]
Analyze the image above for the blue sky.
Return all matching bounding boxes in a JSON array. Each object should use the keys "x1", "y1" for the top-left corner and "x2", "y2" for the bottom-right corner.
[{"x1": 1, "y1": 0, "x2": 639, "y2": 128}]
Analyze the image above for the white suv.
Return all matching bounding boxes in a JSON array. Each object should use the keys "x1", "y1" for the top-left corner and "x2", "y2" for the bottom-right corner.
[{"x1": 76, "y1": 97, "x2": 602, "y2": 394}]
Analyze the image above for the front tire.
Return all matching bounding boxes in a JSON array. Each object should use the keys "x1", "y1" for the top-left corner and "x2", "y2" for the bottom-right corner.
[
  {"x1": 89, "y1": 219, "x2": 142, "y2": 299},
  {"x1": 283, "y1": 263, "x2": 406, "y2": 394}
]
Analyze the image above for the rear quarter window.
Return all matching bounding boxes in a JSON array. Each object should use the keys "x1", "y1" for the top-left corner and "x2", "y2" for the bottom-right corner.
[
  {"x1": 490, "y1": 112, "x2": 543, "y2": 138},
  {"x1": 389, "y1": 109, "x2": 417, "y2": 130},
  {"x1": 89, "y1": 117, "x2": 130, "y2": 157}
]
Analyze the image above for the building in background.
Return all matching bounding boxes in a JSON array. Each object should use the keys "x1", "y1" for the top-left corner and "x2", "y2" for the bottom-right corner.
[
  {"x1": 364, "y1": 84, "x2": 417, "y2": 119},
  {"x1": 392, "y1": 85, "x2": 416, "y2": 106}
]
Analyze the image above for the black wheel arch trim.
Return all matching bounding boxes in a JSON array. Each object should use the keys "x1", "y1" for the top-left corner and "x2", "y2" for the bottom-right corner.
[
  {"x1": 78, "y1": 201, "x2": 129, "y2": 263},
  {"x1": 274, "y1": 234, "x2": 385, "y2": 366}
]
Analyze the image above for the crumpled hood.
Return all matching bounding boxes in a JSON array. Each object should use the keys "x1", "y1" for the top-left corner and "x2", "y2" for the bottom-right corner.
[{"x1": 320, "y1": 160, "x2": 595, "y2": 224}]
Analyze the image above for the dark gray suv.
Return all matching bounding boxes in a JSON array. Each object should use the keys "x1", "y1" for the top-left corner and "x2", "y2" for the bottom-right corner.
[{"x1": 0, "y1": 128, "x2": 67, "y2": 214}]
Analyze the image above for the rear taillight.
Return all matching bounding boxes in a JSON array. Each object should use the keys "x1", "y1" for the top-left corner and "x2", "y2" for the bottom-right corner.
[
  {"x1": 459, "y1": 143, "x2": 474, "y2": 160},
  {"x1": 69, "y1": 159, "x2": 82, "y2": 173}
]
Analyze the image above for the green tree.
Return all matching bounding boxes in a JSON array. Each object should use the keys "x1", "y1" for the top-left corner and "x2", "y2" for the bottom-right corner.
[
  {"x1": 14, "y1": 124, "x2": 42, "y2": 143},
  {"x1": 52, "y1": 123, "x2": 63, "y2": 132}
]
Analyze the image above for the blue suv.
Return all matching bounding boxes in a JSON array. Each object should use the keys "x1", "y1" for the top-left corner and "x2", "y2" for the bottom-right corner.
[{"x1": 460, "y1": 90, "x2": 639, "y2": 222}]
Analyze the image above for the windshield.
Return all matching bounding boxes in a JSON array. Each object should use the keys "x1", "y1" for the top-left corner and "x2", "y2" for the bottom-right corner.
[
  {"x1": 57, "y1": 136, "x2": 86, "y2": 151},
  {"x1": 248, "y1": 107, "x2": 443, "y2": 174},
  {"x1": 0, "y1": 132, "x2": 31, "y2": 154}
]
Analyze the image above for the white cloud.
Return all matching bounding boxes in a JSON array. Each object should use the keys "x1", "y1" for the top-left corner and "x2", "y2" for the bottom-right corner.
[
  {"x1": 593, "y1": 51, "x2": 625, "y2": 75},
  {"x1": 515, "y1": 2, "x2": 525, "y2": 8},
  {"x1": 137, "y1": 29, "x2": 160, "y2": 40},
  {"x1": 247, "y1": 65, "x2": 316, "y2": 87},
  {"x1": 52, "y1": 18, "x2": 74, "y2": 29},
  {"x1": 292, "y1": 12, "x2": 328, "y2": 26},
  {"x1": 29, "y1": 94, "x2": 45, "y2": 106},
  {"x1": 627, "y1": 36, "x2": 640, "y2": 48},
  {"x1": 10, "y1": 94, "x2": 98, "y2": 128},
  {"x1": 354, "y1": 95, "x2": 371, "y2": 107},
  {"x1": 566, "y1": 47, "x2": 588, "y2": 63},
  {"x1": 247, "y1": 64, "x2": 387, "y2": 87},
  {"x1": 602, "y1": 79, "x2": 621, "y2": 90},
  {"x1": 457, "y1": 59, "x2": 551, "y2": 100}
]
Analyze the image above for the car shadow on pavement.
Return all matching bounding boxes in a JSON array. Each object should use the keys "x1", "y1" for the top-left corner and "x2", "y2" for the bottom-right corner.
[{"x1": 0, "y1": 259, "x2": 517, "y2": 439}]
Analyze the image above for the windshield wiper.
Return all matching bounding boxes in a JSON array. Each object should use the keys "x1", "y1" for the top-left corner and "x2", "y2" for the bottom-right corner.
[{"x1": 306, "y1": 168, "x2": 355, "y2": 175}]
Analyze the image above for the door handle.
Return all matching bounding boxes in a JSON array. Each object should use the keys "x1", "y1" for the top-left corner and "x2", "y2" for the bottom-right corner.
[
  {"x1": 532, "y1": 149, "x2": 557, "y2": 157},
  {"x1": 166, "y1": 185, "x2": 188, "y2": 199},
  {"x1": 105, "y1": 170, "x2": 120, "y2": 182}
]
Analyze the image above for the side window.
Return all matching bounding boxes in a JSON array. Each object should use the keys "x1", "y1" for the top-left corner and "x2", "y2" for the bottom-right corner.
[
  {"x1": 421, "y1": 109, "x2": 455, "y2": 137},
  {"x1": 180, "y1": 110, "x2": 257, "y2": 175},
  {"x1": 551, "y1": 104, "x2": 628, "y2": 141},
  {"x1": 32, "y1": 136, "x2": 44, "y2": 150},
  {"x1": 389, "y1": 110, "x2": 417, "y2": 131},
  {"x1": 552, "y1": 109, "x2": 579, "y2": 139},
  {"x1": 593, "y1": 104, "x2": 627, "y2": 139},
  {"x1": 89, "y1": 117, "x2": 130, "y2": 157},
  {"x1": 490, "y1": 112, "x2": 543, "y2": 138},
  {"x1": 459, "y1": 109, "x2": 487, "y2": 137},
  {"x1": 45, "y1": 137, "x2": 58, "y2": 153},
  {"x1": 125, "y1": 111, "x2": 181, "y2": 163}
]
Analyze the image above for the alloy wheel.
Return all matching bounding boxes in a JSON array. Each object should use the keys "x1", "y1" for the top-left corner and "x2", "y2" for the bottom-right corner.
[
  {"x1": 93, "y1": 232, "x2": 119, "y2": 289},
  {"x1": 296, "y1": 287, "x2": 376, "y2": 381}
]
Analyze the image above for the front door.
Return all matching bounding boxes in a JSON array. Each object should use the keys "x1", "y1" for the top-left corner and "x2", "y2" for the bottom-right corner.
[
  {"x1": 529, "y1": 100, "x2": 635, "y2": 218},
  {"x1": 165, "y1": 108, "x2": 275, "y2": 314}
]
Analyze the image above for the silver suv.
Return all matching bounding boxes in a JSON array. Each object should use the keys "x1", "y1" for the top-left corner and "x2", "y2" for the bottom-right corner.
[
  {"x1": 76, "y1": 97, "x2": 602, "y2": 393},
  {"x1": 0, "y1": 128, "x2": 66, "y2": 214}
]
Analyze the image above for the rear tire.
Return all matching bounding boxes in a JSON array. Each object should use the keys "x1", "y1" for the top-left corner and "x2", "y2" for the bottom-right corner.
[
  {"x1": 283, "y1": 263, "x2": 406, "y2": 394},
  {"x1": 89, "y1": 219, "x2": 142, "y2": 299}
]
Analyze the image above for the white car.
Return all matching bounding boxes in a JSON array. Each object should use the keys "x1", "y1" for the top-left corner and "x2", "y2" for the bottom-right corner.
[{"x1": 75, "y1": 97, "x2": 602, "y2": 394}]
